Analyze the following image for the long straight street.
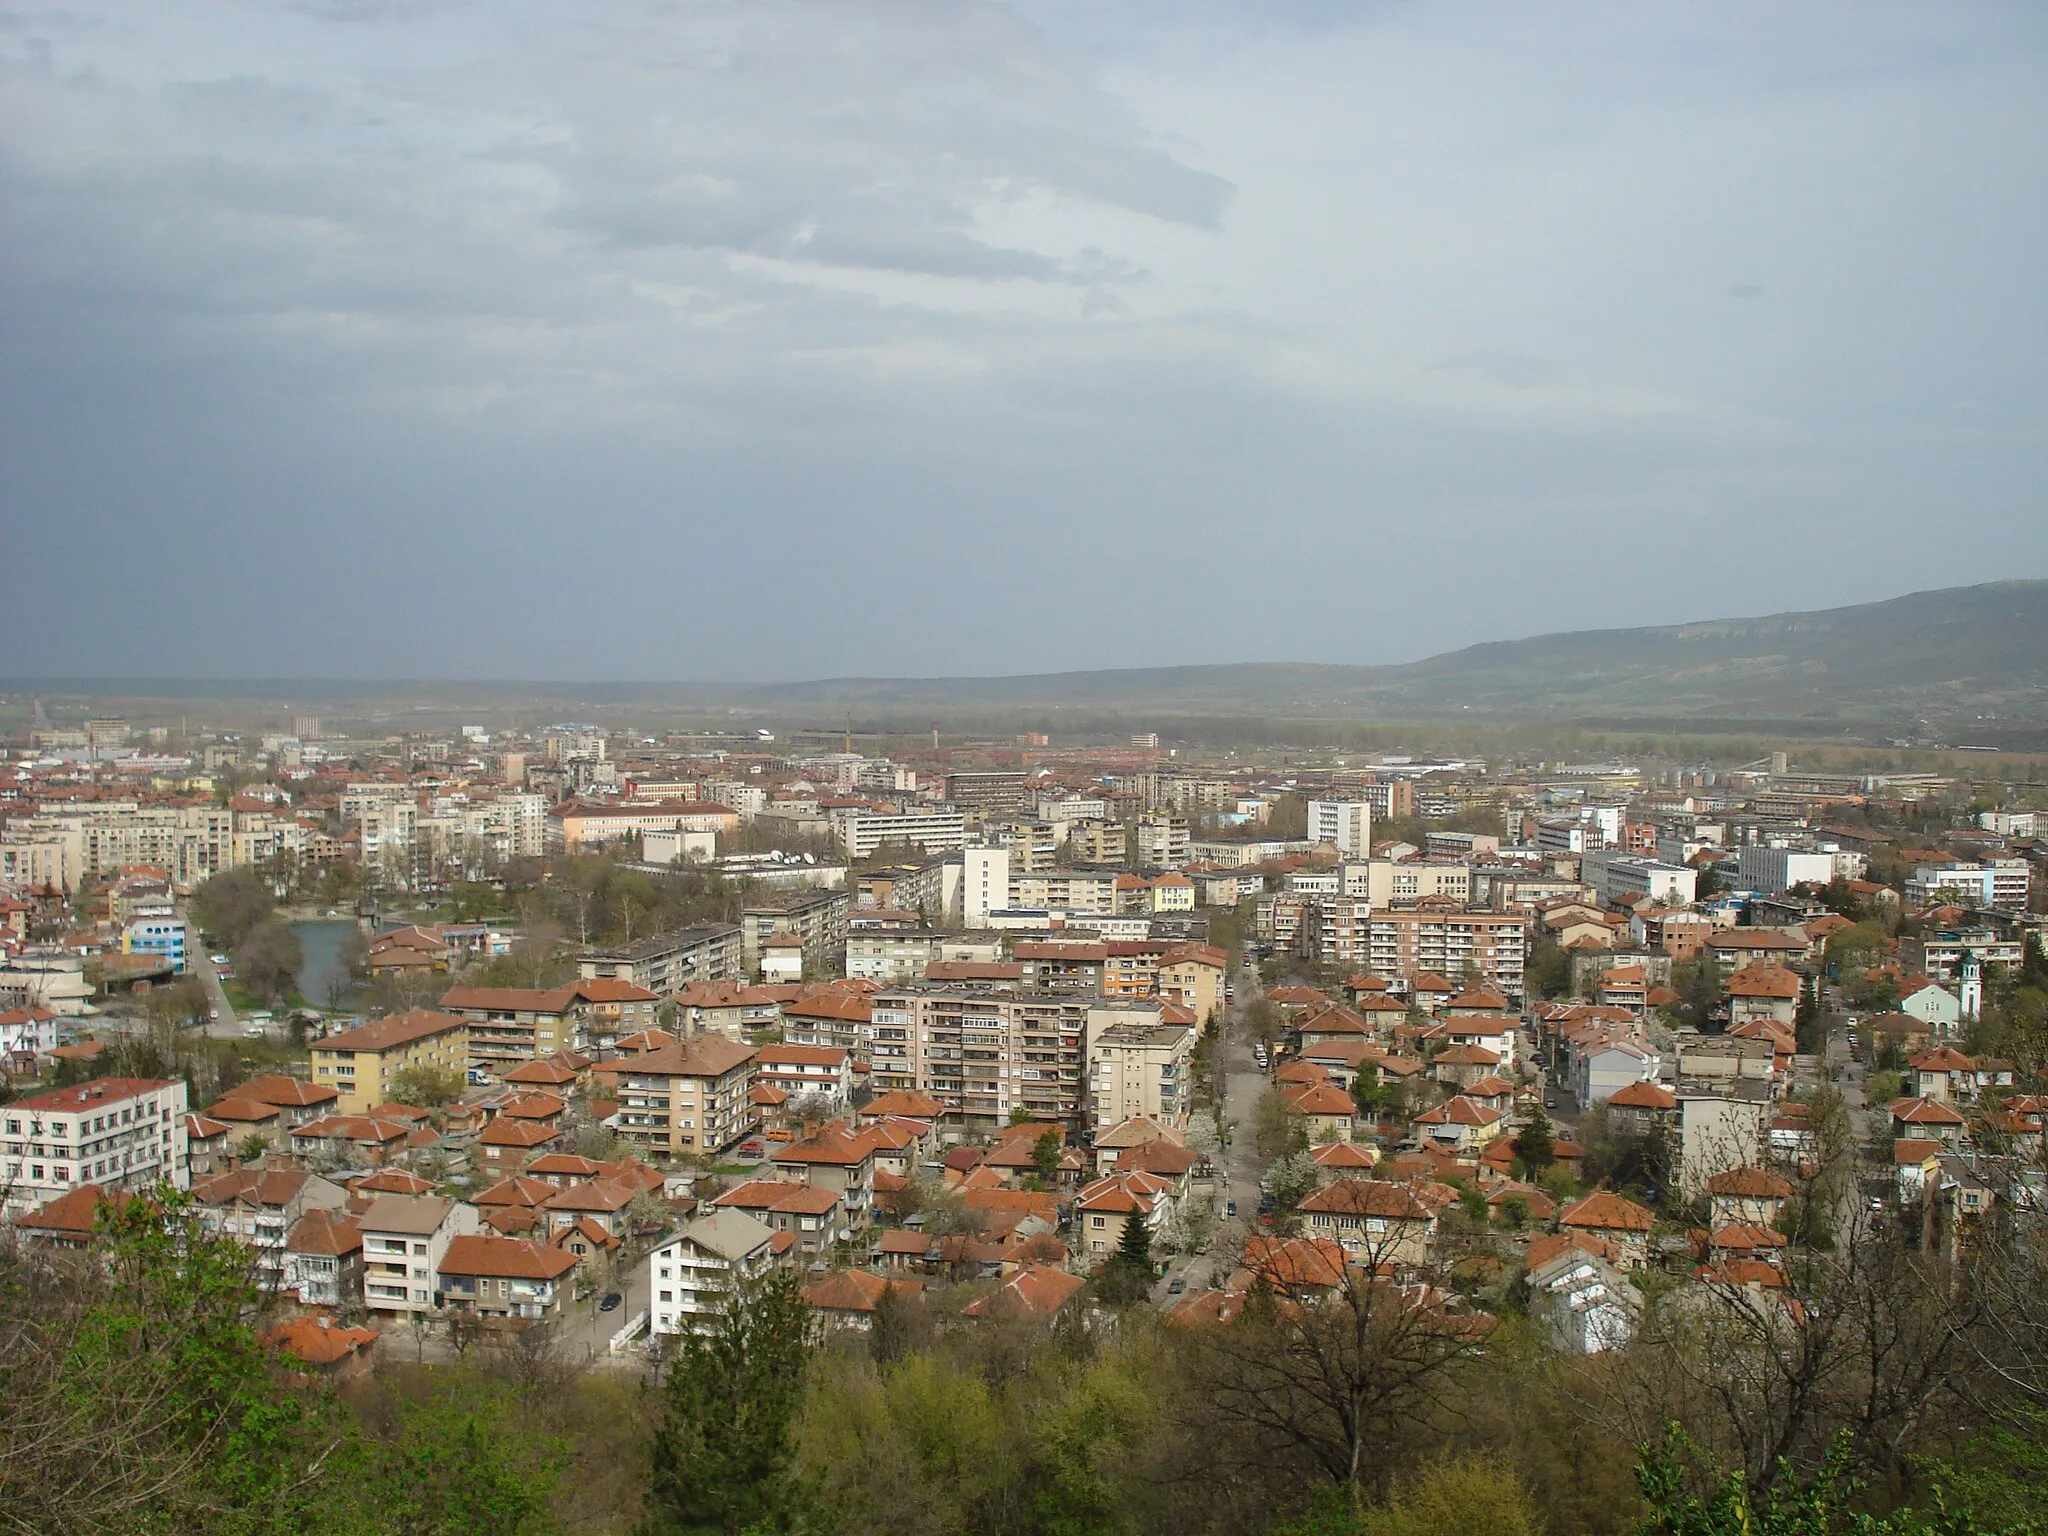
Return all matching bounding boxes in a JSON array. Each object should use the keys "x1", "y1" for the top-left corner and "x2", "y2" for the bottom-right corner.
[{"x1": 1157, "y1": 959, "x2": 1271, "y2": 1297}]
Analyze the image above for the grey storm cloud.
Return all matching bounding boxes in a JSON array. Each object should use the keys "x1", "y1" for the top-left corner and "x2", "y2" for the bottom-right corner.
[{"x1": 0, "y1": 0, "x2": 2043, "y2": 680}]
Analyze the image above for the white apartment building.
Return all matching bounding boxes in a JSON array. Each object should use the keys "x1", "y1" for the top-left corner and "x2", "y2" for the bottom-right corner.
[
  {"x1": 1133, "y1": 813, "x2": 1191, "y2": 870},
  {"x1": 1906, "y1": 860, "x2": 2031, "y2": 911},
  {"x1": 2, "y1": 1077, "x2": 191, "y2": 1214},
  {"x1": 1086, "y1": 1002, "x2": 1196, "y2": 1131},
  {"x1": 1978, "y1": 811, "x2": 2038, "y2": 839},
  {"x1": 961, "y1": 846, "x2": 1011, "y2": 928},
  {"x1": 649, "y1": 1208, "x2": 778, "y2": 1336},
  {"x1": 1341, "y1": 858, "x2": 1472, "y2": 908},
  {"x1": 1307, "y1": 799, "x2": 1373, "y2": 858},
  {"x1": 832, "y1": 808, "x2": 968, "y2": 859},
  {"x1": 867, "y1": 986, "x2": 1090, "y2": 1125},
  {"x1": 1580, "y1": 852, "x2": 1698, "y2": 907},
  {"x1": 1007, "y1": 868, "x2": 1120, "y2": 914},
  {"x1": 845, "y1": 931, "x2": 943, "y2": 983},
  {"x1": 358, "y1": 1195, "x2": 481, "y2": 1321},
  {"x1": 704, "y1": 780, "x2": 769, "y2": 819},
  {"x1": 1037, "y1": 795, "x2": 1108, "y2": 824},
  {"x1": 1736, "y1": 844, "x2": 1843, "y2": 897},
  {"x1": 1363, "y1": 909, "x2": 1528, "y2": 997}
]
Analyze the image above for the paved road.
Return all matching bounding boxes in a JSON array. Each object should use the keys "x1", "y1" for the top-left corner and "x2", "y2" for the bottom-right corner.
[
  {"x1": 186, "y1": 937, "x2": 244, "y2": 1041},
  {"x1": 1156, "y1": 960, "x2": 1271, "y2": 1299},
  {"x1": 558, "y1": 1249, "x2": 653, "y2": 1366}
]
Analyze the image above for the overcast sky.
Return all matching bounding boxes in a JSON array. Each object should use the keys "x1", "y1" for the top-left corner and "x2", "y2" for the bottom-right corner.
[{"x1": 3, "y1": 1, "x2": 2043, "y2": 682}]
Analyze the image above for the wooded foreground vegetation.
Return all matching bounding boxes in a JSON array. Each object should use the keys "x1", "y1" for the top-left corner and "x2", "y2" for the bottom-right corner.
[{"x1": 4, "y1": 1193, "x2": 2045, "y2": 1536}]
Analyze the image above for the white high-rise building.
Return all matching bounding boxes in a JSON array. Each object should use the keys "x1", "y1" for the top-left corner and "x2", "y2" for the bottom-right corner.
[
  {"x1": 961, "y1": 846, "x2": 1011, "y2": 929},
  {"x1": 1307, "y1": 799, "x2": 1373, "y2": 858}
]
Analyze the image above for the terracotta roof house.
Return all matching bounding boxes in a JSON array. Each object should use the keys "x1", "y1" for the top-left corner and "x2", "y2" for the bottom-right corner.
[
  {"x1": 1524, "y1": 1229, "x2": 1622, "y2": 1273},
  {"x1": 964, "y1": 1262, "x2": 1085, "y2": 1318},
  {"x1": 1889, "y1": 1096, "x2": 1966, "y2": 1146},
  {"x1": 1410, "y1": 1095, "x2": 1506, "y2": 1151},
  {"x1": 282, "y1": 1209, "x2": 364, "y2": 1307},
  {"x1": 1284, "y1": 1081, "x2": 1359, "y2": 1143},
  {"x1": 350, "y1": 1168, "x2": 433, "y2": 1197},
  {"x1": 860, "y1": 1088, "x2": 947, "y2": 1123},
  {"x1": 802, "y1": 1268, "x2": 925, "y2": 1330},
  {"x1": 1485, "y1": 1182, "x2": 1558, "y2": 1224},
  {"x1": 1298, "y1": 1178, "x2": 1448, "y2": 1266},
  {"x1": 713, "y1": 1178, "x2": 845, "y2": 1255},
  {"x1": 477, "y1": 1116, "x2": 560, "y2": 1170},
  {"x1": 1558, "y1": 1191, "x2": 1657, "y2": 1268},
  {"x1": 436, "y1": 1234, "x2": 579, "y2": 1321},
  {"x1": 1241, "y1": 1235, "x2": 1349, "y2": 1295},
  {"x1": 1707, "y1": 1166, "x2": 1795, "y2": 1228},
  {"x1": 11, "y1": 1184, "x2": 122, "y2": 1247},
  {"x1": 262, "y1": 1316, "x2": 377, "y2": 1380}
]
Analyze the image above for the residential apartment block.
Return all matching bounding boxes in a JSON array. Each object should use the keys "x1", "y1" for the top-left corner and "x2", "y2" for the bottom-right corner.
[
  {"x1": 311, "y1": 1010, "x2": 470, "y2": 1115},
  {"x1": 1363, "y1": 906, "x2": 1528, "y2": 998},
  {"x1": 1307, "y1": 799, "x2": 1373, "y2": 858},
  {"x1": 593, "y1": 1037, "x2": 758, "y2": 1156},
  {"x1": 578, "y1": 923, "x2": 743, "y2": 994},
  {"x1": 1132, "y1": 813, "x2": 1191, "y2": 870},
  {"x1": 831, "y1": 808, "x2": 968, "y2": 859},
  {"x1": 1, "y1": 1077, "x2": 191, "y2": 1213},
  {"x1": 1085, "y1": 1002, "x2": 1196, "y2": 1130},
  {"x1": 867, "y1": 986, "x2": 1089, "y2": 1126},
  {"x1": 740, "y1": 888, "x2": 850, "y2": 977},
  {"x1": 358, "y1": 1194, "x2": 480, "y2": 1321}
]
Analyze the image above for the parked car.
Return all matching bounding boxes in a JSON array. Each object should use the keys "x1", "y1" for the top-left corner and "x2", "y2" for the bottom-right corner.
[
  {"x1": 599, "y1": 1292, "x2": 623, "y2": 1312},
  {"x1": 1225, "y1": 1201, "x2": 1237, "y2": 1218},
  {"x1": 1167, "y1": 1277, "x2": 1186, "y2": 1295}
]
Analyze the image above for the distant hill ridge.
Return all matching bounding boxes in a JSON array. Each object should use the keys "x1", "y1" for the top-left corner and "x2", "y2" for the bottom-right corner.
[
  {"x1": 742, "y1": 580, "x2": 2048, "y2": 722},
  {"x1": 10, "y1": 580, "x2": 2044, "y2": 729}
]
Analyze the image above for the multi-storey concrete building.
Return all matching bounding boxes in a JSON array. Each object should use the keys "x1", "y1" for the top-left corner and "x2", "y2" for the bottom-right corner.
[
  {"x1": 2, "y1": 1077, "x2": 191, "y2": 1214},
  {"x1": 1064, "y1": 821, "x2": 1130, "y2": 865},
  {"x1": 649, "y1": 1208, "x2": 779, "y2": 1336},
  {"x1": 855, "y1": 857, "x2": 955, "y2": 917},
  {"x1": 1342, "y1": 859, "x2": 1472, "y2": 908},
  {"x1": 831, "y1": 807, "x2": 969, "y2": 859},
  {"x1": 593, "y1": 1036, "x2": 758, "y2": 1156},
  {"x1": 943, "y1": 771, "x2": 1029, "y2": 812},
  {"x1": 1007, "y1": 867, "x2": 1120, "y2": 915},
  {"x1": 1085, "y1": 1001, "x2": 1196, "y2": 1130},
  {"x1": 1, "y1": 802, "x2": 237, "y2": 892},
  {"x1": 961, "y1": 846, "x2": 1011, "y2": 929},
  {"x1": 1363, "y1": 906, "x2": 1528, "y2": 998},
  {"x1": 1906, "y1": 860, "x2": 2031, "y2": 911},
  {"x1": 359, "y1": 1194, "x2": 479, "y2": 1321},
  {"x1": 740, "y1": 889, "x2": 850, "y2": 977},
  {"x1": 1580, "y1": 852, "x2": 1698, "y2": 907},
  {"x1": 1307, "y1": 799, "x2": 1373, "y2": 858},
  {"x1": 988, "y1": 818, "x2": 1062, "y2": 872},
  {"x1": 549, "y1": 799, "x2": 741, "y2": 854},
  {"x1": 310, "y1": 1009, "x2": 470, "y2": 1115},
  {"x1": 845, "y1": 930, "x2": 944, "y2": 983},
  {"x1": 1133, "y1": 813, "x2": 1191, "y2": 870},
  {"x1": 578, "y1": 923, "x2": 743, "y2": 993},
  {"x1": 867, "y1": 986, "x2": 1089, "y2": 1126}
]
